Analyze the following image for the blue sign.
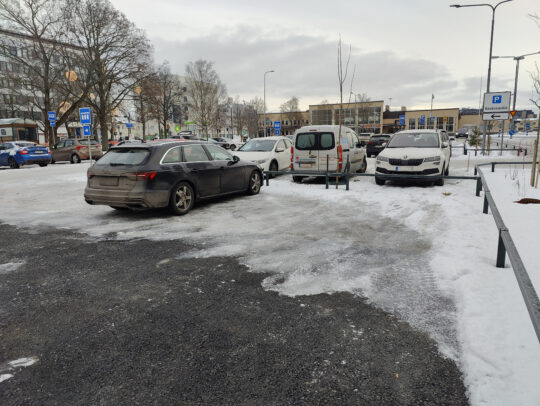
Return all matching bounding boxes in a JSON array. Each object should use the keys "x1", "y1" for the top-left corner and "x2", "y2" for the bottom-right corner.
[
  {"x1": 399, "y1": 115, "x2": 405, "y2": 126},
  {"x1": 492, "y1": 95, "x2": 502, "y2": 104},
  {"x1": 47, "y1": 111, "x2": 56, "y2": 121},
  {"x1": 126, "y1": 123, "x2": 133, "y2": 128},
  {"x1": 419, "y1": 115, "x2": 425, "y2": 125},
  {"x1": 274, "y1": 121, "x2": 281, "y2": 129},
  {"x1": 50, "y1": 120, "x2": 56, "y2": 127},
  {"x1": 526, "y1": 123, "x2": 531, "y2": 129},
  {"x1": 265, "y1": 118, "x2": 271, "y2": 124},
  {"x1": 274, "y1": 129, "x2": 280, "y2": 135},
  {"x1": 509, "y1": 129, "x2": 515, "y2": 136},
  {"x1": 79, "y1": 107, "x2": 92, "y2": 124},
  {"x1": 83, "y1": 125, "x2": 91, "y2": 136}
]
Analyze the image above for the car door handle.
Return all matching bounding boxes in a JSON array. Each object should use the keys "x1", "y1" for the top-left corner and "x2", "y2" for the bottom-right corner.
[{"x1": 190, "y1": 168, "x2": 199, "y2": 173}]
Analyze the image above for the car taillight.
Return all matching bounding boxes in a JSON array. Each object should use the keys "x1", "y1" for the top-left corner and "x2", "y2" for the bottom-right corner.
[
  {"x1": 19, "y1": 149, "x2": 28, "y2": 155},
  {"x1": 87, "y1": 170, "x2": 94, "y2": 179},
  {"x1": 290, "y1": 146, "x2": 294, "y2": 168},
  {"x1": 367, "y1": 141, "x2": 373, "y2": 145},
  {"x1": 135, "y1": 171, "x2": 157, "y2": 180},
  {"x1": 337, "y1": 144, "x2": 343, "y2": 162}
]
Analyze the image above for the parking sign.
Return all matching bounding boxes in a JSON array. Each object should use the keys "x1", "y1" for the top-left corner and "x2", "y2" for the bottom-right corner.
[
  {"x1": 83, "y1": 125, "x2": 91, "y2": 136},
  {"x1": 79, "y1": 107, "x2": 92, "y2": 125}
]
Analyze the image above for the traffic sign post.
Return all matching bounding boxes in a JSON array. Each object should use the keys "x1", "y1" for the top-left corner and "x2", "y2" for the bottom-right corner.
[
  {"x1": 83, "y1": 125, "x2": 91, "y2": 136},
  {"x1": 79, "y1": 107, "x2": 93, "y2": 162},
  {"x1": 274, "y1": 121, "x2": 281, "y2": 136},
  {"x1": 274, "y1": 129, "x2": 280, "y2": 135},
  {"x1": 482, "y1": 91, "x2": 511, "y2": 120},
  {"x1": 419, "y1": 115, "x2": 425, "y2": 127}
]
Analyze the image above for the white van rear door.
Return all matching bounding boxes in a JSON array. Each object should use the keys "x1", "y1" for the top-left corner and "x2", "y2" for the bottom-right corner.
[{"x1": 294, "y1": 132, "x2": 318, "y2": 171}]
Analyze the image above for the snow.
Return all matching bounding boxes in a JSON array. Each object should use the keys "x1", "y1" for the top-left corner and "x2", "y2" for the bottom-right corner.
[
  {"x1": 0, "y1": 374, "x2": 13, "y2": 383},
  {"x1": 1, "y1": 161, "x2": 540, "y2": 404},
  {"x1": 0, "y1": 262, "x2": 24, "y2": 275},
  {"x1": 8, "y1": 357, "x2": 38, "y2": 368}
]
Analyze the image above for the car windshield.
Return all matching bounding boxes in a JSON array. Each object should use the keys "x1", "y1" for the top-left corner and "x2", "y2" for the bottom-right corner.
[
  {"x1": 370, "y1": 136, "x2": 389, "y2": 141},
  {"x1": 14, "y1": 142, "x2": 36, "y2": 147},
  {"x1": 239, "y1": 139, "x2": 276, "y2": 152},
  {"x1": 387, "y1": 132, "x2": 440, "y2": 148},
  {"x1": 95, "y1": 148, "x2": 149, "y2": 166}
]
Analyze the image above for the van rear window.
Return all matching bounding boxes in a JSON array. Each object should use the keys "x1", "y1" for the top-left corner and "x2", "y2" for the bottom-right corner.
[{"x1": 295, "y1": 132, "x2": 334, "y2": 150}]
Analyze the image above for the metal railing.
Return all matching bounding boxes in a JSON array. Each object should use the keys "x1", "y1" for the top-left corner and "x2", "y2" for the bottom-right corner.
[{"x1": 475, "y1": 161, "x2": 540, "y2": 343}]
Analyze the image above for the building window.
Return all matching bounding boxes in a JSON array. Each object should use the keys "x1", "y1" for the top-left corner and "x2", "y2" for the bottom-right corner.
[
  {"x1": 446, "y1": 117, "x2": 454, "y2": 132},
  {"x1": 436, "y1": 117, "x2": 444, "y2": 130},
  {"x1": 427, "y1": 116, "x2": 435, "y2": 129},
  {"x1": 409, "y1": 118, "x2": 416, "y2": 130},
  {"x1": 311, "y1": 109, "x2": 332, "y2": 125}
]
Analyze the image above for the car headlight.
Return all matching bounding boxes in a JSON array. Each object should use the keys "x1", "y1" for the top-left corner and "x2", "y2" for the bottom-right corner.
[
  {"x1": 423, "y1": 156, "x2": 441, "y2": 162},
  {"x1": 255, "y1": 159, "x2": 267, "y2": 164},
  {"x1": 377, "y1": 156, "x2": 389, "y2": 162}
]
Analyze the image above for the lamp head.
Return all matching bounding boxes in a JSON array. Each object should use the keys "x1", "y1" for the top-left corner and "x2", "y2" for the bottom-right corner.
[{"x1": 450, "y1": 4, "x2": 461, "y2": 8}]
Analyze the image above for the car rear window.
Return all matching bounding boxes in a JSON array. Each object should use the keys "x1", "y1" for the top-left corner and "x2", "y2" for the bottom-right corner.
[
  {"x1": 15, "y1": 142, "x2": 36, "y2": 147},
  {"x1": 295, "y1": 132, "x2": 335, "y2": 150},
  {"x1": 79, "y1": 139, "x2": 99, "y2": 145},
  {"x1": 95, "y1": 148, "x2": 149, "y2": 166}
]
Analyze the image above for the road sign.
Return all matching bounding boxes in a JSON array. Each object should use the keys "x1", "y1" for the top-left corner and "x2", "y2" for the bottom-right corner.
[
  {"x1": 125, "y1": 123, "x2": 133, "y2": 128},
  {"x1": 526, "y1": 123, "x2": 531, "y2": 129},
  {"x1": 443, "y1": 116, "x2": 447, "y2": 123},
  {"x1": 79, "y1": 107, "x2": 92, "y2": 124},
  {"x1": 483, "y1": 91, "x2": 510, "y2": 120},
  {"x1": 509, "y1": 129, "x2": 515, "y2": 136},
  {"x1": 47, "y1": 111, "x2": 56, "y2": 121},
  {"x1": 510, "y1": 110, "x2": 517, "y2": 117},
  {"x1": 274, "y1": 129, "x2": 280, "y2": 135},
  {"x1": 419, "y1": 115, "x2": 425, "y2": 125},
  {"x1": 50, "y1": 120, "x2": 56, "y2": 127},
  {"x1": 83, "y1": 125, "x2": 91, "y2": 136},
  {"x1": 399, "y1": 115, "x2": 405, "y2": 126},
  {"x1": 274, "y1": 121, "x2": 281, "y2": 129},
  {"x1": 175, "y1": 125, "x2": 180, "y2": 132}
]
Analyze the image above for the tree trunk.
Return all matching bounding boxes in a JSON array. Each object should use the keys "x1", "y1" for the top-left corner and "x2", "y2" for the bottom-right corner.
[{"x1": 99, "y1": 112, "x2": 109, "y2": 151}]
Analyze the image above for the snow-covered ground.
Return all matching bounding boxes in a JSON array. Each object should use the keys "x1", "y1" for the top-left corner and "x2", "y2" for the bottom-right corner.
[{"x1": 1, "y1": 159, "x2": 539, "y2": 405}]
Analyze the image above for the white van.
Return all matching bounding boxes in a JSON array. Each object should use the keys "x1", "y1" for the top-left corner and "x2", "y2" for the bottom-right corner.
[{"x1": 291, "y1": 125, "x2": 367, "y2": 183}]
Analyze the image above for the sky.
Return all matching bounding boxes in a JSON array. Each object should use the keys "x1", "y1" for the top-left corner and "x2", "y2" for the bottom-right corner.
[{"x1": 109, "y1": 0, "x2": 540, "y2": 113}]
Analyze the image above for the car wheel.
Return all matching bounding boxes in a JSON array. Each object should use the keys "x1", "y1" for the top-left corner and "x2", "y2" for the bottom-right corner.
[
  {"x1": 357, "y1": 157, "x2": 367, "y2": 173},
  {"x1": 435, "y1": 167, "x2": 445, "y2": 186},
  {"x1": 39, "y1": 163, "x2": 48, "y2": 167},
  {"x1": 247, "y1": 170, "x2": 262, "y2": 195},
  {"x1": 292, "y1": 176, "x2": 304, "y2": 183},
  {"x1": 169, "y1": 182, "x2": 195, "y2": 215},
  {"x1": 8, "y1": 157, "x2": 20, "y2": 169},
  {"x1": 71, "y1": 154, "x2": 81, "y2": 164},
  {"x1": 269, "y1": 161, "x2": 278, "y2": 177},
  {"x1": 230, "y1": 145, "x2": 236, "y2": 151},
  {"x1": 375, "y1": 177, "x2": 385, "y2": 186}
]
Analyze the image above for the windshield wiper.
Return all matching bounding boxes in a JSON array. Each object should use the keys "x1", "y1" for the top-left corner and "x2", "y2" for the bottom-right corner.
[{"x1": 109, "y1": 163, "x2": 127, "y2": 166}]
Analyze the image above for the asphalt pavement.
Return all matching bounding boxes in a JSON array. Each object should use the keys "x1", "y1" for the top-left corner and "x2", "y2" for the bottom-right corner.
[{"x1": 0, "y1": 223, "x2": 468, "y2": 405}]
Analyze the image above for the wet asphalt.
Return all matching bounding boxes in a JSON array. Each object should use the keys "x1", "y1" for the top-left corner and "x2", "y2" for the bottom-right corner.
[{"x1": 0, "y1": 223, "x2": 468, "y2": 405}]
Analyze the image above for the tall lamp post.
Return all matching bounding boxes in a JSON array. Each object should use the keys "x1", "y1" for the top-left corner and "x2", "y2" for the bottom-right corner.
[
  {"x1": 450, "y1": 0, "x2": 513, "y2": 154},
  {"x1": 263, "y1": 70, "x2": 274, "y2": 137}
]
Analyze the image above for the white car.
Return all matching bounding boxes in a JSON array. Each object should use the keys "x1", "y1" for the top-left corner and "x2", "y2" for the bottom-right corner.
[
  {"x1": 374, "y1": 129, "x2": 451, "y2": 186},
  {"x1": 234, "y1": 136, "x2": 292, "y2": 172}
]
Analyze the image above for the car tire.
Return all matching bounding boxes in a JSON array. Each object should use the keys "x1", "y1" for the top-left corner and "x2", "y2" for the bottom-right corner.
[
  {"x1": 8, "y1": 157, "x2": 19, "y2": 169},
  {"x1": 357, "y1": 157, "x2": 367, "y2": 173},
  {"x1": 247, "y1": 170, "x2": 262, "y2": 195},
  {"x1": 230, "y1": 145, "x2": 236, "y2": 151},
  {"x1": 39, "y1": 163, "x2": 48, "y2": 167},
  {"x1": 435, "y1": 167, "x2": 445, "y2": 186},
  {"x1": 292, "y1": 176, "x2": 304, "y2": 183},
  {"x1": 71, "y1": 154, "x2": 81, "y2": 164},
  {"x1": 444, "y1": 164, "x2": 449, "y2": 176},
  {"x1": 375, "y1": 177, "x2": 385, "y2": 186},
  {"x1": 169, "y1": 181, "x2": 195, "y2": 215},
  {"x1": 269, "y1": 161, "x2": 278, "y2": 177}
]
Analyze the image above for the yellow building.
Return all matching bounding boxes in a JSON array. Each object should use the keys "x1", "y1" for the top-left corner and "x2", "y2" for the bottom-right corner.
[{"x1": 383, "y1": 107, "x2": 459, "y2": 133}]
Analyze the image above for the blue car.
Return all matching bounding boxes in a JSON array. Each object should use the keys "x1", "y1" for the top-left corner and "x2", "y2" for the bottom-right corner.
[{"x1": 0, "y1": 141, "x2": 52, "y2": 169}]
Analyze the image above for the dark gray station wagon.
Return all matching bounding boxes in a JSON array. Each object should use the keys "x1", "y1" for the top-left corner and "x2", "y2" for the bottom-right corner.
[{"x1": 84, "y1": 141, "x2": 263, "y2": 215}]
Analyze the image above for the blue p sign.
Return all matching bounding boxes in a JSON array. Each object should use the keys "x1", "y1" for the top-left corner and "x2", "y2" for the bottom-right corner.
[{"x1": 492, "y1": 95, "x2": 502, "y2": 104}]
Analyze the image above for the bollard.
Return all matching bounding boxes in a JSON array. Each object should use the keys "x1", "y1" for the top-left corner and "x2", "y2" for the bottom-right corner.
[
  {"x1": 346, "y1": 173, "x2": 350, "y2": 191},
  {"x1": 265, "y1": 172, "x2": 270, "y2": 186},
  {"x1": 483, "y1": 194, "x2": 489, "y2": 214},
  {"x1": 496, "y1": 229, "x2": 507, "y2": 268},
  {"x1": 463, "y1": 144, "x2": 467, "y2": 155},
  {"x1": 491, "y1": 162, "x2": 495, "y2": 172},
  {"x1": 325, "y1": 173, "x2": 329, "y2": 189}
]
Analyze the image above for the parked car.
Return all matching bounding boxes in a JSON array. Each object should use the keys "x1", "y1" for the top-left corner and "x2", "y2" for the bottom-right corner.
[
  {"x1": 366, "y1": 134, "x2": 391, "y2": 157},
  {"x1": 51, "y1": 138, "x2": 103, "y2": 163},
  {"x1": 116, "y1": 139, "x2": 142, "y2": 146},
  {"x1": 291, "y1": 125, "x2": 367, "y2": 183},
  {"x1": 235, "y1": 136, "x2": 292, "y2": 173},
  {"x1": 0, "y1": 141, "x2": 51, "y2": 168},
  {"x1": 357, "y1": 132, "x2": 375, "y2": 145},
  {"x1": 374, "y1": 129, "x2": 451, "y2": 186},
  {"x1": 214, "y1": 136, "x2": 243, "y2": 151},
  {"x1": 212, "y1": 137, "x2": 231, "y2": 149},
  {"x1": 84, "y1": 141, "x2": 263, "y2": 215},
  {"x1": 455, "y1": 128, "x2": 472, "y2": 138}
]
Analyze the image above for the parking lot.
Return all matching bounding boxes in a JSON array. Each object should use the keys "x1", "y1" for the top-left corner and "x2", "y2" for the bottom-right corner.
[{"x1": 0, "y1": 156, "x2": 538, "y2": 405}]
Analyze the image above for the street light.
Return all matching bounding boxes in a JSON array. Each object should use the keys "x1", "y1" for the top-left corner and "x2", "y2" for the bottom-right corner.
[
  {"x1": 450, "y1": 0, "x2": 513, "y2": 154},
  {"x1": 263, "y1": 70, "x2": 274, "y2": 137},
  {"x1": 492, "y1": 51, "x2": 540, "y2": 112}
]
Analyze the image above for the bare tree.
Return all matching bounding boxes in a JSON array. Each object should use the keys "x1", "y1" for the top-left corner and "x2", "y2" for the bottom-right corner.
[
  {"x1": 132, "y1": 73, "x2": 159, "y2": 139},
  {"x1": 244, "y1": 98, "x2": 261, "y2": 137},
  {"x1": 356, "y1": 93, "x2": 372, "y2": 128},
  {"x1": 337, "y1": 36, "x2": 351, "y2": 177},
  {"x1": 185, "y1": 59, "x2": 227, "y2": 139},
  {"x1": 0, "y1": 0, "x2": 92, "y2": 146},
  {"x1": 280, "y1": 96, "x2": 304, "y2": 133},
  {"x1": 146, "y1": 62, "x2": 184, "y2": 138},
  {"x1": 529, "y1": 62, "x2": 540, "y2": 186},
  {"x1": 65, "y1": 0, "x2": 152, "y2": 149}
]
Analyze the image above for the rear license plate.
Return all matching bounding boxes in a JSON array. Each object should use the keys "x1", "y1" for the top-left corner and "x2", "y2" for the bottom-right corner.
[
  {"x1": 99, "y1": 177, "x2": 119, "y2": 186},
  {"x1": 33, "y1": 151, "x2": 44, "y2": 154}
]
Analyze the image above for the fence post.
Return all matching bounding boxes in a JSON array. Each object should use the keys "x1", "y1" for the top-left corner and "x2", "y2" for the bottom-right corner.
[
  {"x1": 265, "y1": 172, "x2": 269, "y2": 186},
  {"x1": 463, "y1": 143, "x2": 467, "y2": 155},
  {"x1": 346, "y1": 172, "x2": 350, "y2": 191},
  {"x1": 325, "y1": 173, "x2": 329, "y2": 189},
  {"x1": 496, "y1": 229, "x2": 507, "y2": 268},
  {"x1": 474, "y1": 166, "x2": 478, "y2": 176},
  {"x1": 483, "y1": 193, "x2": 489, "y2": 214},
  {"x1": 491, "y1": 162, "x2": 495, "y2": 172},
  {"x1": 476, "y1": 177, "x2": 482, "y2": 196}
]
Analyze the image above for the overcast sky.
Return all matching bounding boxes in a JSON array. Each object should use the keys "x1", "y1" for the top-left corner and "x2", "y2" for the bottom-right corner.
[{"x1": 110, "y1": 0, "x2": 540, "y2": 112}]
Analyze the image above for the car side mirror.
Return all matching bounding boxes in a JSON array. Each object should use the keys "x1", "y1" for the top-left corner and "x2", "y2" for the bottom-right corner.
[
  {"x1": 275, "y1": 147, "x2": 284, "y2": 153},
  {"x1": 233, "y1": 155, "x2": 240, "y2": 163},
  {"x1": 442, "y1": 142, "x2": 449, "y2": 148}
]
